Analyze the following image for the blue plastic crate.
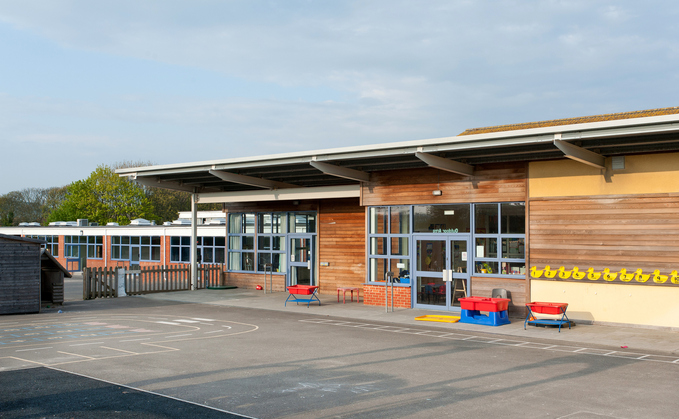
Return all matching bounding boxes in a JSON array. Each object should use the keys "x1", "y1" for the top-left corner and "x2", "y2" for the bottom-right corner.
[{"x1": 459, "y1": 309, "x2": 510, "y2": 326}]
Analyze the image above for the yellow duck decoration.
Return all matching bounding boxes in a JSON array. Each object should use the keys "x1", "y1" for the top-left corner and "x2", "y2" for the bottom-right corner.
[
  {"x1": 543, "y1": 265, "x2": 559, "y2": 279},
  {"x1": 634, "y1": 269, "x2": 650, "y2": 283},
  {"x1": 670, "y1": 270, "x2": 678, "y2": 285},
  {"x1": 530, "y1": 266, "x2": 544, "y2": 278},
  {"x1": 558, "y1": 267, "x2": 573, "y2": 279},
  {"x1": 586, "y1": 267, "x2": 601, "y2": 281},
  {"x1": 652, "y1": 270, "x2": 668, "y2": 284},
  {"x1": 602, "y1": 268, "x2": 617, "y2": 281},
  {"x1": 619, "y1": 268, "x2": 634, "y2": 282},
  {"x1": 571, "y1": 267, "x2": 586, "y2": 280}
]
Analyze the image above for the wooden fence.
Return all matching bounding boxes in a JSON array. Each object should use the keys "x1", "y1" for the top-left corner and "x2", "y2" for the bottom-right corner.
[{"x1": 83, "y1": 264, "x2": 223, "y2": 300}]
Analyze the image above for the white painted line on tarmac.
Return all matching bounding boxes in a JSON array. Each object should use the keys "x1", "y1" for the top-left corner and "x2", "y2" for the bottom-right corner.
[
  {"x1": 69, "y1": 342, "x2": 105, "y2": 346},
  {"x1": 15, "y1": 347, "x2": 53, "y2": 352},
  {"x1": 174, "y1": 319, "x2": 200, "y2": 323},
  {"x1": 155, "y1": 321, "x2": 181, "y2": 325},
  {"x1": 205, "y1": 330, "x2": 222, "y2": 334},
  {"x1": 166, "y1": 334, "x2": 192, "y2": 338},
  {"x1": 191, "y1": 318, "x2": 216, "y2": 322}
]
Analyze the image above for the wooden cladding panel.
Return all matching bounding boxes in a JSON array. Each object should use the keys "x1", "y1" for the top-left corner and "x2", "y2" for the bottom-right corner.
[
  {"x1": 529, "y1": 195, "x2": 679, "y2": 281},
  {"x1": 362, "y1": 163, "x2": 527, "y2": 206},
  {"x1": 470, "y1": 276, "x2": 526, "y2": 317},
  {"x1": 318, "y1": 198, "x2": 365, "y2": 293},
  {"x1": 0, "y1": 239, "x2": 41, "y2": 314}
]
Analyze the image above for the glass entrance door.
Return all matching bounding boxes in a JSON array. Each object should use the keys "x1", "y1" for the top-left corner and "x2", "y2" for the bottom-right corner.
[
  {"x1": 288, "y1": 235, "x2": 315, "y2": 286},
  {"x1": 413, "y1": 235, "x2": 470, "y2": 310}
]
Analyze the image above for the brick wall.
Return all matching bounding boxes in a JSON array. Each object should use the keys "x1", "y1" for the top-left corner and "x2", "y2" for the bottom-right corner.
[{"x1": 363, "y1": 284, "x2": 412, "y2": 308}]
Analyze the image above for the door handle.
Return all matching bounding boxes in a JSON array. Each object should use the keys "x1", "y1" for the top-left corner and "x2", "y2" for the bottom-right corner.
[{"x1": 307, "y1": 260, "x2": 311, "y2": 269}]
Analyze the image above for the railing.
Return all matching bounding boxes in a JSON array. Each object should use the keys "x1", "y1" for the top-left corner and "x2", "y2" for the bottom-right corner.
[{"x1": 83, "y1": 264, "x2": 223, "y2": 300}]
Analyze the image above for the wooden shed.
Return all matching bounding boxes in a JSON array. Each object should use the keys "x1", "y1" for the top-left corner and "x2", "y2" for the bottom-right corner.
[
  {"x1": 0, "y1": 234, "x2": 44, "y2": 314},
  {"x1": 40, "y1": 248, "x2": 71, "y2": 306}
]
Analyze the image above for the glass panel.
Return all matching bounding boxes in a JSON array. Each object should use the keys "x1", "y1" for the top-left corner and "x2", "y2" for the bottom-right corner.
[
  {"x1": 272, "y1": 253, "x2": 285, "y2": 272},
  {"x1": 369, "y1": 237, "x2": 387, "y2": 255},
  {"x1": 413, "y1": 205, "x2": 471, "y2": 233},
  {"x1": 112, "y1": 246, "x2": 120, "y2": 259},
  {"x1": 203, "y1": 248, "x2": 213, "y2": 263},
  {"x1": 215, "y1": 247, "x2": 225, "y2": 264},
  {"x1": 391, "y1": 237, "x2": 408, "y2": 256},
  {"x1": 151, "y1": 236, "x2": 161, "y2": 245},
  {"x1": 475, "y1": 261, "x2": 498, "y2": 274},
  {"x1": 228, "y1": 252, "x2": 241, "y2": 270},
  {"x1": 258, "y1": 214, "x2": 272, "y2": 234},
  {"x1": 181, "y1": 236, "x2": 190, "y2": 246},
  {"x1": 272, "y1": 236, "x2": 284, "y2": 251},
  {"x1": 131, "y1": 237, "x2": 140, "y2": 245},
  {"x1": 244, "y1": 214, "x2": 255, "y2": 234},
  {"x1": 273, "y1": 213, "x2": 285, "y2": 234},
  {"x1": 258, "y1": 236, "x2": 271, "y2": 251},
  {"x1": 215, "y1": 236, "x2": 225, "y2": 246},
  {"x1": 369, "y1": 258, "x2": 387, "y2": 282},
  {"x1": 370, "y1": 207, "x2": 388, "y2": 234},
  {"x1": 475, "y1": 204, "x2": 498, "y2": 234},
  {"x1": 502, "y1": 238, "x2": 525, "y2": 259},
  {"x1": 228, "y1": 214, "x2": 242, "y2": 234},
  {"x1": 180, "y1": 247, "x2": 190, "y2": 262},
  {"x1": 390, "y1": 259, "x2": 410, "y2": 284},
  {"x1": 306, "y1": 214, "x2": 316, "y2": 233},
  {"x1": 291, "y1": 238, "x2": 310, "y2": 263},
  {"x1": 203, "y1": 237, "x2": 213, "y2": 246},
  {"x1": 417, "y1": 276, "x2": 445, "y2": 306},
  {"x1": 242, "y1": 236, "x2": 254, "y2": 250},
  {"x1": 95, "y1": 245, "x2": 103, "y2": 259},
  {"x1": 417, "y1": 239, "x2": 446, "y2": 272},
  {"x1": 112, "y1": 236, "x2": 120, "y2": 245},
  {"x1": 258, "y1": 253, "x2": 271, "y2": 271},
  {"x1": 390, "y1": 206, "x2": 410, "y2": 234},
  {"x1": 229, "y1": 236, "x2": 241, "y2": 250},
  {"x1": 501, "y1": 203, "x2": 526, "y2": 234},
  {"x1": 65, "y1": 236, "x2": 72, "y2": 244},
  {"x1": 141, "y1": 237, "x2": 150, "y2": 245},
  {"x1": 501, "y1": 261, "x2": 526, "y2": 275},
  {"x1": 475, "y1": 237, "x2": 497, "y2": 258},
  {"x1": 242, "y1": 252, "x2": 255, "y2": 271},
  {"x1": 141, "y1": 247, "x2": 150, "y2": 260},
  {"x1": 130, "y1": 247, "x2": 139, "y2": 262},
  {"x1": 171, "y1": 247, "x2": 180, "y2": 262},
  {"x1": 290, "y1": 266, "x2": 311, "y2": 286},
  {"x1": 171, "y1": 236, "x2": 180, "y2": 246},
  {"x1": 451, "y1": 240, "x2": 468, "y2": 274}
]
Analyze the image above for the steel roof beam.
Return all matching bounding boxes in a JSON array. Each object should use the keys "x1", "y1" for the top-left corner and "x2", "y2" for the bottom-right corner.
[
  {"x1": 415, "y1": 152, "x2": 474, "y2": 176},
  {"x1": 208, "y1": 170, "x2": 297, "y2": 189},
  {"x1": 553, "y1": 139, "x2": 606, "y2": 169},
  {"x1": 309, "y1": 161, "x2": 370, "y2": 182}
]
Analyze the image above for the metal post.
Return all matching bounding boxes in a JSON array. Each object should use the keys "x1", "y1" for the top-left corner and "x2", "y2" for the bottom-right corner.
[
  {"x1": 190, "y1": 193, "x2": 198, "y2": 291},
  {"x1": 385, "y1": 271, "x2": 394, "y2": 313},
  {"x1": 264, "y1": 263, "x2": 272, "y2": 294}
]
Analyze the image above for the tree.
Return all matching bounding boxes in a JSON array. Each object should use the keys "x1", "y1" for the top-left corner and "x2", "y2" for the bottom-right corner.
[{"x1": 48, "y1": 165, "x2": 156, "y2": 225}]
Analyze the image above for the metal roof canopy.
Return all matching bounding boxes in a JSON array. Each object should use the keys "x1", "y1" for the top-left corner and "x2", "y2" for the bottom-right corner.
[{"x1": 116, "y1": 113, "x2": 679, "y2": 201}]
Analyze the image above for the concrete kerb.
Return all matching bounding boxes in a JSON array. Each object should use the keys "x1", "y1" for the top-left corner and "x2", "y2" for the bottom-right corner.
[{"x1": 135, "y1": 287, "x2": 679, "y2": 357}]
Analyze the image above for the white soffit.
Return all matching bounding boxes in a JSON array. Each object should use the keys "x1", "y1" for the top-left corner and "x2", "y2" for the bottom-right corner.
[{"x1": 196, "y1": 185, "x2": 360, "y2": 204}]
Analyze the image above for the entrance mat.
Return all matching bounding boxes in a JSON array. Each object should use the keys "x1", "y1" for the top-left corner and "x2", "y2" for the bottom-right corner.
[
  {"x1": 415, "y1": 315, "x2": 460, "y2": 323},
  {"x1": 207, "y1": 286, "x2": 238, "y2": 290}
]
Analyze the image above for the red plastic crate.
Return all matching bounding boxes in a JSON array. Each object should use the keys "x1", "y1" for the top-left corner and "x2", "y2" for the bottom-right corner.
[
  {"x1": 459, "y1": 296, "x2": 510, "y2": 312},
  {"x1": 287, "y1": 285, "x2": 318, "y2": 295},
  {"x1": 526, "y1": 302, "x2": 568, "y2": 315}
]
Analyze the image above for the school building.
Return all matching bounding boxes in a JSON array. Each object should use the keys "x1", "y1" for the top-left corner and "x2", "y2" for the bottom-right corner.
[{"x1": 4, "y1": 107, "x2": 678, "y2": 328}]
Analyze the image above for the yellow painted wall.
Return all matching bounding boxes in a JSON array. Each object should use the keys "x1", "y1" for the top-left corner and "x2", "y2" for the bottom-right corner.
[
  {"x1": 531, "y1": 280, "x2": 679, "y2": 328},
  {"x1": 529, "y1": 152, "x2": 679, "y2": 197}
]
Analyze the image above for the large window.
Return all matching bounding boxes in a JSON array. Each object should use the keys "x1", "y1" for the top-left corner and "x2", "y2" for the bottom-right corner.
[
  {"x1": 368, "y1": 206, "x2": 411, "y2": 283},
  {"x1": 257, "y1": 213, "x2": 286, "y2": 273},
  {"x1": 227, "y1": 211, "x2": 316, "y2": 273},
  {"x1": 64, "y1": 236, "x2": 103, "y2": 259},
  {"x1": 111, "y1": 236, "x2": 161, "y2": 262},
  {"x1": 28, "y1": 235, "x2": 59, "y2": 256},
  {"x1": 474, "y1": 203, "x2": 525, "y2": 275}
]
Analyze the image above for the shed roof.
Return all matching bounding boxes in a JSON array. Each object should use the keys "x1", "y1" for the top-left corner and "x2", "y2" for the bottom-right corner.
[
  {"x1": 40, "y1": 249, "x2": 72, "y2": 278},
  {"x1": 0, "y1": 233, "x2": 45, "y2": 245}
]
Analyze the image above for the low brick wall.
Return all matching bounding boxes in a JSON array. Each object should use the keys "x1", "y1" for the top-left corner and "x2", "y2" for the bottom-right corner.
[{"x1": 363, "y1": 284, "x2": 411, "y2": 308}]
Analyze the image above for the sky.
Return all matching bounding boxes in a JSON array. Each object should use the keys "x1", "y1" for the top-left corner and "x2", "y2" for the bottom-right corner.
[{"x1": 1, "y1": 0, "x2": 678, "y2": 194}]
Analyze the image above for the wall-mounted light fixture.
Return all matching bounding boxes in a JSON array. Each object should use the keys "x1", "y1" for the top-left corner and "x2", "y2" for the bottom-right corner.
[{"x1": 432, "y1": 190, "x2": 442, "y2": 196}]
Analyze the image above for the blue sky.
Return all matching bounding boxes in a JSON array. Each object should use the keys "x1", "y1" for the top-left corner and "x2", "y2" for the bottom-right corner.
[{"x1": 1, "y1": 0, "x2": 678, "y2": 194}]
